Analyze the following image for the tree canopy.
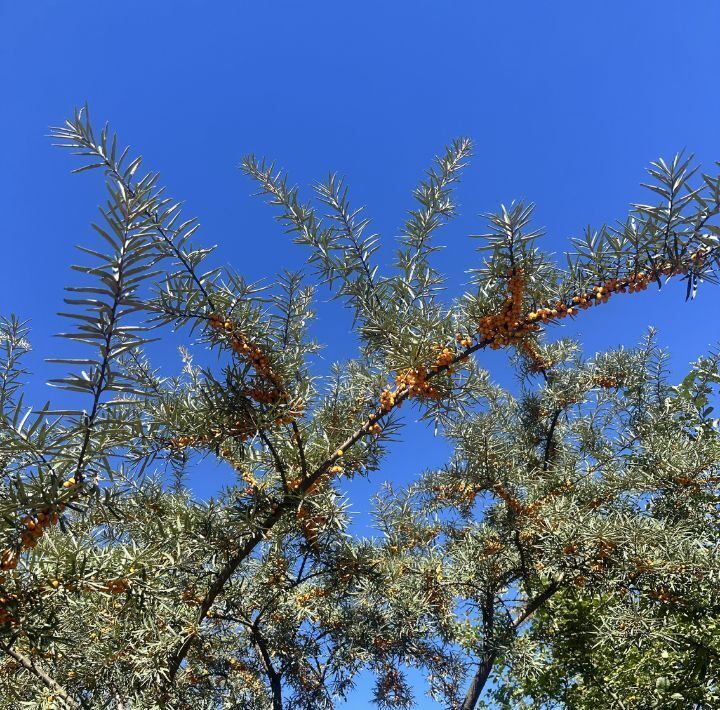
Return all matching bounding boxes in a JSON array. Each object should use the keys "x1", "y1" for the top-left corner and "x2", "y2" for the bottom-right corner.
[{"x1": 1, "y1": 107, "x2": 719, "y2": 709}]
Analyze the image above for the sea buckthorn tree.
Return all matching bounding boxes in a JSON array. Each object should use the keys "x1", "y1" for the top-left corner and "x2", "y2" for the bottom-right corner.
[
  {"x1": 351, "y1": 341, "x2": 720, "y2": 710},
  {"x1": 0, "y1": 107, "x2": 719, "y2": 709}
]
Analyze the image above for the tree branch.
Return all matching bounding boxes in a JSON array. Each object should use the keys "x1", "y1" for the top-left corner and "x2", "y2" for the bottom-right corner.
[
  {"x1": 0, "y1": 641, "x2": 78, "y2": 707},
  {"x1": 543, "y1": 408, "x2": 562, "y2": 472},
  {"x1": 459, "y1": 580, "x2": 560, "y2": 710},
  {"x1": 249, "y1": 619, "x2": 283, "y2": 710}
]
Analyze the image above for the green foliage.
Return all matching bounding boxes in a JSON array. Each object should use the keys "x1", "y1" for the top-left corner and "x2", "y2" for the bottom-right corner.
[{"x1": 0, "y1": 107, "x2": 719, "y2": 709}]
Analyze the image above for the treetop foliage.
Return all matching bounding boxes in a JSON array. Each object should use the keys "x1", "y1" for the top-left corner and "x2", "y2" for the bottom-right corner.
[{"x1": 0, "y1": 105, "x2": 719, "y2": 709}]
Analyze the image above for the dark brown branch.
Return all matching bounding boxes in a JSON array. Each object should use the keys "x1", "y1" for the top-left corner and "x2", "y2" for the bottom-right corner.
[
  {"x1": 460, "y1": 590, "x2": 496, "y2": 710},
  {"x1": 543, "y1": 408, "x2": 562, "y2": 472},
  {"x1": 249, "y1": 619, "x2": 283, "y2": 710},
  {"x1": 512, "y1": 580, "x2": 560, "y2": 629},
  {"x1": 291, "y1": 421, "x2": 308, "y2": 477},
  {"x1": 0, "y1": 641, "x2": 78, "y2": 707},
  {"x1": 459, "y1": 580, "x2": 560, "y2": 710}
]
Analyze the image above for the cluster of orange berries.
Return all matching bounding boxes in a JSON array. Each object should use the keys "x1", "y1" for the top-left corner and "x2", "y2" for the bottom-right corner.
[
  {"x1": 562, "y1": 539, "x2": 604, "y2": 557},
  {"x1": 44, "y1": 575, "x2": 130, "y2": 596},
  {"x1": 18, "y1": 507, "x2": 59, "y2": 549},
  {"x1": 431, "y1": 480, "x2": 481, "y2": 505},
  {"x1": 379, "y1": 389, "x2": 397, "y2": 412},
  {"x1": 493, "y1": 483, "x2": 541, "y2": 516},
  {"x1": 376, "y1": 668, "x2": 405, "y2": 696},
  {"x1": 432, "y1": 258, "x2": 709, "y2": 397},
  {"x1": 523, "y1": 480, "x2": 579, "y2": 520},
  {"x1": 596, "y1": 539, "x2": 616, "y2": 560},
  {"x1": 228, "y1": 417, "x2": 257, "y2": 440},
  {"x1": 357, "y1": 258, "x2": 713, "y2": 475},
  {"x1": 172, "y1": 417, "x2": 257, "y2": 451},
  {"x1": 494, "y1": 479, "x2": 577, "y2": 519},
  {"x1": 0, "y1": 550, "x2": 15, "y2": 575},
  {"x1": 593, "y1": 374, "x2": 622, "y2": 389},
  {"x1": 208, "y1": 313, "x2": 285, "y2": 404},
  {"x1": 433, "y1": 346, "x2": 456, "y2": 368},
  {"x1": 208, "y1": 312, "x2": 236, "y2": 333},
  {"x1": 266, "y1": 557, "x2": 288, "y2": 586},
  {"x1": 181, "y1": 587, "x2": 202, "y2": 606},
  {"x1": 482, "y1": 540, "x2": 504, "y2": 557},
  {"x1": 526, "y1": 266, "x2": 673, "y2": 327},
  {"x1": 1, "y1": 503, "x2": 65, "y2": 576},
  {"x1": 328, "y1": 448, "x2": 345, "y2": 476},
  {"x1": 287, "y1": 471, "x2": 325, "y2": 496},
  {"x1": 632, "y1": 557, "x2": 656, "y2": 574},
  {"x1": 171, "y1": 433, "x2": 213, "y2": 450},
  {"x1": 395, "y1": 365, "x2": 441, "y2": 401},
  {"x1": 577, "y1": 274, "x2": 646, "y2": 304},
  {"x1": 518, "y1": 340, "x2": 554, "y2": 373},
  {"x1": 274, "y1": 411, "x2": 298, "y2": 426},
  {"x1": 455, "y1": 333, "x2": 474, "y2": 348},
  {"x1": 288, "y1": 448, "x2": 347, "y2": 494},
  {"x1": 296, "y1": 504, "x2": 327, "y2": 552},
  {"x1": 373, "y1": 636, "x2": 393, "y2": 653},
  {"x1": 375, "y1": 337, "x2": 476, "y2": 416},
  {"x1": 421, "y1": 568, "x2": 445, "y2": 607},
  {"x1": 689, "y1": 247, "x2": 710, "y2": 269},
  {"x1": 479, "y1": 270, "x2": 539, "y2": 348},
  {"x1": 390, "y1": 522, "x2": 439, "y2": 550},
  {"x1": 478, "y1": 267, "x2": 668, "y2": 354},
  {"x1": 673, "y1": 474, "x2": 700, "y2": 489},
  {"x1": 226, "y1": 461, "x2": 258, "y2": 493},
  {"x1": 226, "y1": 659, "x2": 262, "y2": 689},
  {"x1": 562, "y1": 538, "x2": 618, "y2": 579},
  {"x1": 243, "y1": 387, "x2": 278, "y2": 405},
  {"x1": 295, "y1": 586, "x2": 331, "y2": 607},
  {"x1": 103, "y1": 578, "x2": 130, "y2": 595}
]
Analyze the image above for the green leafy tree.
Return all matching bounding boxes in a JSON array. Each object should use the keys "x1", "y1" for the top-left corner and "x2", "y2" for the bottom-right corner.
[
  {"x1": 0, "y1": 107, "x2": 719, "y2": 708},
  {"x1": 361, "y1": 341, "x2": 720, "y2": 710}
]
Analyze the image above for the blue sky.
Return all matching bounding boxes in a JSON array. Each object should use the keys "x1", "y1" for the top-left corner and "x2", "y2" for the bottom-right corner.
[{"x1": 2, "y1": 2, "x2": 720, "y2": 706}]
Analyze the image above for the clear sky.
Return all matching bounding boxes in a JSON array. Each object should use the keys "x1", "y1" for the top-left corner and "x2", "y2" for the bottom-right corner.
[{"x1": 2, "y1": 2, "x2": 720, "y2": 707}]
